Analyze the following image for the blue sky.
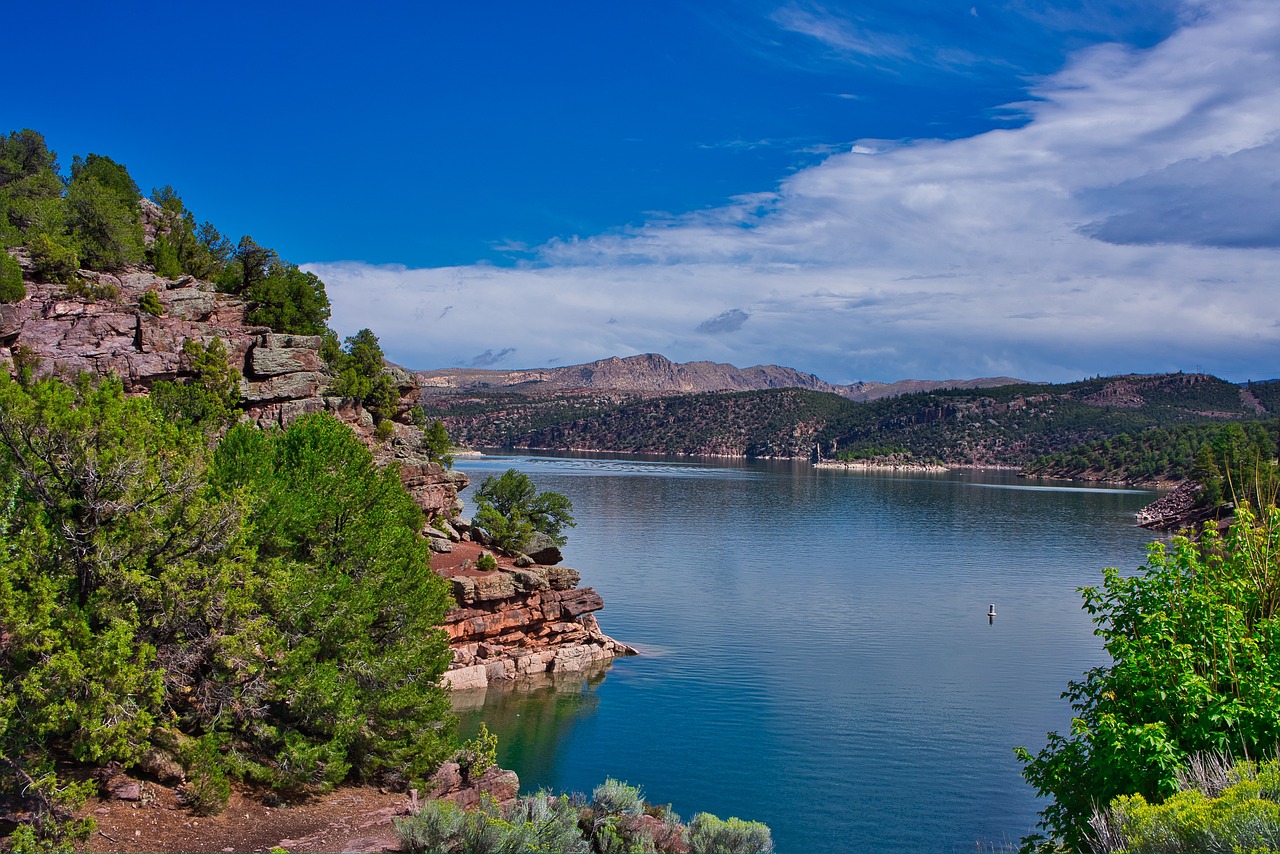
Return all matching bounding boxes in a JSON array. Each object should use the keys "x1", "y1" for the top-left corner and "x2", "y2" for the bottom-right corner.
[{"x1": 8, "y1": 1, "x2": 1279, "y2": 383}]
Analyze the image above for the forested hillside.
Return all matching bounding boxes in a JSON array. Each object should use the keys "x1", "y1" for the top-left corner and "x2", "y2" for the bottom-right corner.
[{"x1": 427, "y1": 372, "x2": 1279, "y2": 468}]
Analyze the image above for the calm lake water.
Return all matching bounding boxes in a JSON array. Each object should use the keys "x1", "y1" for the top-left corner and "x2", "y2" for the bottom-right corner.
[{"x1": 450, "y1": 453, "x2": 1160, "y2": 853}]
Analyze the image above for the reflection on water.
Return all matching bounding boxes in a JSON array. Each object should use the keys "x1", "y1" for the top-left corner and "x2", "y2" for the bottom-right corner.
[
  {"x1": 453, "y1": 453, "x2": 1160, "y2": 853},
  {"x1": 454, "y1": 662, "x2": 612, "y2": 792}
]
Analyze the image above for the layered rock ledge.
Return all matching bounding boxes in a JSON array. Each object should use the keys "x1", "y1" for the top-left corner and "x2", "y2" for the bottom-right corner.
[{"x1": 432, "y1": 537, "x2": 636, "y2": 691}]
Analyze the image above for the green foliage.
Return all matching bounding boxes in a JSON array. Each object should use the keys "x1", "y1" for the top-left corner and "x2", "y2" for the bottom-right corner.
[
  {"x1": 1091, "y1": 754, "x2": 1280, "y2": 853},
  {"x1": 423, "y1": 418, "x2": 454, "y2": 468},
  {"x1": 0, "y1": 251, "x2": 24, "y2": 303},
  {"x1": 591, "y1": 778, "x2": 645, "y2": 817},
  {"x1": 474, "y1": 469, "x2": 575, "y2": 554},
  {"x1": 65, "y1": 276, "x2": 120, "y2": 302},
  {"x1": 66, "y1": 168, "x2": 144, "y2": 271},
  {"x1": 326, "y1": 328, "x2": 399, "y2": 423},
  {"x1": 246, "y1": 263, "x2": 331, "y2": 335},
  {"x1": 455, "y1": 722, "x2": 498, "y2": 780},
  {"x1": 687, "y1": 813, "x2": 775, "y2": 854},
  {"x1": 138, "y1": 288, "x2": 164, "y2": 316},
  {"x1": 151, "y1": 337, "x2": 241, "y2": 431},
  {"x1": 0, "y1": 374, "x2": 458, "y2": 844},
  {"x1": 1016, "y1": 506, "x2": 1280, "y2": 851},
  {"x1": 147, "y1": 188, "x2": 231, "y2": 280},
  {"x1": 208, "y1": 413, "x2": 456, "y2": 790},
  {"x1": 1194, "y1": 423, "x2": 1279, "y2": 512},
  {"x1": 69, "y1": 154, "x2": 140, "y2": 206},
  {"x1": 0, "y1": 129, "x2": 64, "y2": 247},
  {"x1": 476, "y1": 552, "x2": 498, "y2": 572},
  {"x1": 25, "y1": 233, "x2": 79, "y2": 284},
  {"x1": 177, "y1": 734, "x2": 232, "y2": 816},
  {"x1": 395, "y1": 782, "x2": 770, "y2": 854}
]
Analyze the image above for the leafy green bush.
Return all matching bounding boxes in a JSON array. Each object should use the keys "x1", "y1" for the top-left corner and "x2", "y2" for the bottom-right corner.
[
  {"x1": 139, "y1": 288, "x2": 164, "y2": 316},
  {"x1": 0, "y1": 250, "x2": 24, "y2": 302},
  {"x1": 591, "y1": 777, "x2": 644, "y2": 817},
  {"x1": 455, "y1": 723, "x2": 498, "y2": 782},
  {"x1": 688, "y1": 813, "x2": 775, "y2": 854},
  {"x1": 26, "y1": 232, "x2": 79, "y2": 283},
  {"x1": 473, "y1": 469, "x2": 574, "y2": 554},
  {"x1": 1091, "y1": 754, "x2": 1280, "y2": 853},
  {"x1": 178, "y1": 734, "x2": 231, "y2": 816},
  {"x1": 423, "y1": 418, "x2": 454, "y2": 468},
  {"x1": 65, "y1": 276, "x2": 119, "y2": 301},
  {"x1": 0, "y1": 374, "x2": 457, "y2": 844},
  {"x1": 325, "y1": 328, "x2": 399, "y2": 423},
  {"x1": 475, "y1": 552, "x2": 498, "y2": 572},
  {"x1": 1016, "y1": 506, "x2": 1280, "y2": 850}
]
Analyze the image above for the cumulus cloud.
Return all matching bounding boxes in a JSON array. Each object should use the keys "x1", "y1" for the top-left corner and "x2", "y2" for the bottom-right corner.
[
  {"x1": 308, "y1": 0, "x2": 1280, "y2": 383},
  {"x1": 696, "y1": 309, "x2": 751, "y2": 334}
]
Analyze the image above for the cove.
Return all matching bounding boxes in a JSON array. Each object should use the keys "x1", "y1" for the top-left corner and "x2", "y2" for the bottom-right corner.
[{"x1": 451, "y1": 452, "x2": 1159, "y2": 853}]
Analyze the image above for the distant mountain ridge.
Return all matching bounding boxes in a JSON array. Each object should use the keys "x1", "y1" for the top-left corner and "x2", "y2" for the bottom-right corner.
[{"x1": 417, "y1": 353, "x2": 1025, "y2": 402}]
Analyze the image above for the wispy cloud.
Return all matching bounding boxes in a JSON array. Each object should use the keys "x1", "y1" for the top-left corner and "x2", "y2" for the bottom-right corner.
[{"x1": 308, "y1": 0, "x2": 1280, "y2": 384}]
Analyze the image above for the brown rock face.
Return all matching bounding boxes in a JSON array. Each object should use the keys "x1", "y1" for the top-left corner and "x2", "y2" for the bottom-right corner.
[
  {"x1": 438, "y1": 541, "x2": 636, "y2": 689},
  {"x1": 0, "y1": 258, "x2": 467, "y2": 523}
]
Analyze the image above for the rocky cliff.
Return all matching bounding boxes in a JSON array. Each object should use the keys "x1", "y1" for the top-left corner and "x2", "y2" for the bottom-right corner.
[{"x1": 1, "y1": 250, "x2": 631, "y2": 683}]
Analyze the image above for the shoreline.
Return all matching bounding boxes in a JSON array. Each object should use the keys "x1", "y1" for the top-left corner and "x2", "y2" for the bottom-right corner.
[{"x1": 814, "y1": 459, "x2": 949, "y2": 473}]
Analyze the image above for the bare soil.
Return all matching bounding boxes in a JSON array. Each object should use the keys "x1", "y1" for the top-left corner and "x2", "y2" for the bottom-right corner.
[{"x1": 83, "y1": 782, "x2": 410, "y2": 854}]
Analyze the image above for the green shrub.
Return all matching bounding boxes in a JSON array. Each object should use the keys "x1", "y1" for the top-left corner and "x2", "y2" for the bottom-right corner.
[
  {"x1": 475, "y1": 552, "x2": 497, "y2": 572},
  {"x1": 0, "y1": 250, "x2": 24, "y2": 302},
  {"x1": 139, "y1": 289, "x2": 164, "y2": 316},
  {"x1": 455, "y1": 722, "x2": 497, "y2": 781},
  {"x1": 1017, "y1": 506, "x2": 1280, "y2": 850},
  {"x1": 590, "y1": 778, "x2": 645, "y2": 817},
  {"x1": 395, "y1": 798, "x2": 466, "y2": 852},
  {"x1": 687, "y1": 813, "x2": 774, "y2": 854},
  {"x1": 26, "y1": 232, "x2": 79, "y2": 283},
  {"x1": 65, "y1": 276, "x2": 120, "y2": 301},
  {"x1": 473, "y1": 468, "x2": 575, "y2": 555},
  {"x1": 1091, "y1": 755, "x2": 1280, "y2": 853},
  {"x1": 375, "y1": 418, "x2": 395, "y2": 441},
  {"x1": 178, "y1": 734, "x2": 231, "y2": 816}
]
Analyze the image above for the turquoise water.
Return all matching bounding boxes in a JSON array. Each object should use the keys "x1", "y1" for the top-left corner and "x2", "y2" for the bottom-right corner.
[{"x1": 451, "y1": 453, "x2": 1160, "y2": 853}]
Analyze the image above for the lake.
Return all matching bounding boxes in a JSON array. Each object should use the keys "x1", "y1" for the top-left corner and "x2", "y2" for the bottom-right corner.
[{"x1": 450, "y1": 453, "x2": 1160, "y2": 853}]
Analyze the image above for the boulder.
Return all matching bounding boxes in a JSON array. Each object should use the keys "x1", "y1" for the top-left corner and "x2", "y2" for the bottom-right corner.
[
  {"x1": 472, "y1": 572, "x2": 516, "y2": 601},
  {"x1": 240, "y1": 371, "x2": 326, "y2": 403},
  {"x1": 441, "y1": 664, "x2": 488, "y2": 691},
  {"x1": 509, "y1": 567, "x2": 549, "y2": 593},
  {"x1": 260, "y1": 332, "x2": 324, "y2": 350},
  {"x1": 450, "y1": 576, "x2": 477, "y2": 604},
  {"x1": 523, "y1": 531, "x2": 563, "y2": 565},
  {"x1": 428, "y1": 537, "x2": 453, "y2": 553},
  {"x1": 545, "y1": 566, "x2": 581, "y2": 591},
  {"x1": 249, "y1": 345, "x2": 322, "y2": 377},
  {"x1": 138, "y1": 747, "x2": 184, "y2": 784}
]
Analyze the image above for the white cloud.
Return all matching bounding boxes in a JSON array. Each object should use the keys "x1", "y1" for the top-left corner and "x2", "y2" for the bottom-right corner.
[{"x1": 307, "y1": 0, "x2": 1280, "y2": 384}]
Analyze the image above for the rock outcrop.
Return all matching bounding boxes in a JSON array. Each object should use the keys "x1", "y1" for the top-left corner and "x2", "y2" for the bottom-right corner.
[
  {"x1": 434, "y1": 540, "x2": 636, "y2": 691},
  {"x1": 0, "y1": 255, "x2": 466, "y2": 520},
  {"x1": 2, "y1": 251, "x2": 632, "y2": 685},
  {"x1": 1136, "y1": 480, "x2": 1217, "y2": 531}
]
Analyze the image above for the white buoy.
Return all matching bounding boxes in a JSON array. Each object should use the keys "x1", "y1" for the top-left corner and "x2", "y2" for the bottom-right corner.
[{"x1": 988, "y1": 603, "x2": 997, "y2": 624}]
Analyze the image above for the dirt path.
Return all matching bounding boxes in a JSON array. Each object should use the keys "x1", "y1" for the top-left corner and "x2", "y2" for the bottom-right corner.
[{"x1": 84, "y1": 783, "x2": 409, "y2": 853}]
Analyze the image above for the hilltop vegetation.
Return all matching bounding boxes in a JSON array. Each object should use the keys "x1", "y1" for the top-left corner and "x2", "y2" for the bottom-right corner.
[
  {"x1": 427, "y1": 372, "x2": 1279, "y2": 471},
  {"x1": 0, "y1": 129, "x2": 327, "y2": 335}
]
